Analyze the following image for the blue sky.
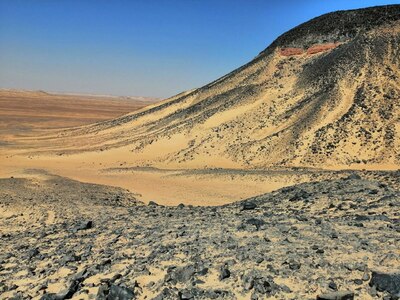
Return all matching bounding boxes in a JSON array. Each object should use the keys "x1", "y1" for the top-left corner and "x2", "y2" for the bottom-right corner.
[{"x1": 0, "y1": 0, "x2": 399, "y2": 98}]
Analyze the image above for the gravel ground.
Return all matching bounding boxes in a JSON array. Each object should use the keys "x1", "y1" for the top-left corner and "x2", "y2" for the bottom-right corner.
[{"x1": 0, "y1": 170, "x2": 399, "y2": 299}]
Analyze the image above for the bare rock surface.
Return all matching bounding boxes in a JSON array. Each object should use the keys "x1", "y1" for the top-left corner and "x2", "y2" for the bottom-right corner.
[{"x1": 0, "y1": 170, "x2": 399, "y2": 299}]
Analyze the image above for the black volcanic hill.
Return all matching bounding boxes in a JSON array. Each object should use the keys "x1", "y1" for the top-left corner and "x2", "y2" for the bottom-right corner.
[
  {"x1": 261, "y1": 5, "x2": 400, "y2": 52},
  {"x1": 26, "y1": 5, "x2": 400, "y2": 170}
]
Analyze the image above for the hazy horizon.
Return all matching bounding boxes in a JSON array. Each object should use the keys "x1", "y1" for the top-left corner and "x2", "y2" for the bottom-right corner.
[{"x1": 1, "y1": 0, "x2": 399, "y2": 98}]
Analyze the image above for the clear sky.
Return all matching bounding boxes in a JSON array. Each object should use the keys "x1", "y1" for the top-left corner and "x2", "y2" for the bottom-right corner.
[{"x1": 0, "y1": 0, "x2": 399, "y2": 98}]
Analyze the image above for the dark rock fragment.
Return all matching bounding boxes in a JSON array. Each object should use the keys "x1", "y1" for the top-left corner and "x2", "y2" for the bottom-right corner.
[
  {"x1": 345, "y1": 173, "x2": 362, "y2": 180},
  {"x1": 179, "y1": 289, "x2": 194, "y2": 300},
  {"x1": 152, "y1": 288, "x2": 176, "y2": 300},
  {"x1": 28, "y1": 248, "x2": 40, "y2": 259},
  {"x1": 241, "y1": 201, "x2": 257, "y2": 211},
  {"x1": 41, "y1": 271, "x2": 86, "y2": 300},
  {"x1": 246, "y1": 218, "x2": 266, "y2": 230},
  {"x1": 109, "y1": 285, "x2": 135, "y2": 300},
  {"x1": 328, "y1": 281, "x2": 338, "y2": 291},
  {"x1": 362, "y1": 272, "x2": 370, "y2": 281},
  {"x1": 166, "y1": 265, "x2": 196, "y2": 283},
  {"x1": 219, "y1": 267, "x2": 231, "y2": 280},
  {"x1": 369, "y1": 271, "x2": 400, "y2": 296},
  {"x1": 96, "y1": 284, "x2": 135, "y2": 300},
  {"x1": 289, "y1": 189, "x2": 311, "y2": 201},
  {"x1": 317, "y1": 291, "x2": 354, "y2": 300},
  {"x1": 253, "y1": 277, "x2": 279, "y2": 295},
  {"x1": 76, "y1": 220, "x2": 93, "y2": 231},
  {"x1": 288, "y1": 260, "x2": 301, "y2": 270}
]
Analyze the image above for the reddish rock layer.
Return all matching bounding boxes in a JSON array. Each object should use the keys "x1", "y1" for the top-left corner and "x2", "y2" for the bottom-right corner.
[
  {"x1": 279, "y1": 48, "x2": 304, "y2": 56},
  {"x1": 307, "y1": 43, "x2": 341, "y2": 54},
  {"x1": 279, "y1": 43, "x2": 342, "y2": 57}
]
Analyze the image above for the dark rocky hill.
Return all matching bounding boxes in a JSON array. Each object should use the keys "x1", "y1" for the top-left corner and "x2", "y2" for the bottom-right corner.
[{"x1": 16, "y1": 5, "x2": 400, "y2": 170}]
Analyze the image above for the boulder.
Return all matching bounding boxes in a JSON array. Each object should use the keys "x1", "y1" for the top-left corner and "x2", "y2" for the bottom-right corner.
[
  {"x1": 369, "y1": 271, "x2": 400, "y2": 296},
  {"x1": 241, "y1": 202, "x2": 257, "y2": 211}
]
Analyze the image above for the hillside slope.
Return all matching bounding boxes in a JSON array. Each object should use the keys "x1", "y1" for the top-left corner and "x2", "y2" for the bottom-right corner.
[{"x1": 16, "y1": 5, "x2": 400, "y2": 170}]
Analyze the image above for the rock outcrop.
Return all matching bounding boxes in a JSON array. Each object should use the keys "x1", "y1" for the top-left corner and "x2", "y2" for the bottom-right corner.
[{"x1": 1, "y1": 171, "x2": 399, "y2": 299}]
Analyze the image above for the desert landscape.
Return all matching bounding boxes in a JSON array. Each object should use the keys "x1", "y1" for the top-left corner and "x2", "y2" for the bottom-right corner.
[
  {"x1": 0, "y1": 4, "x2": 399, "y2": 300},
  {"x1": 0, "y1": 89, "x2": 159, "y2": 139}
]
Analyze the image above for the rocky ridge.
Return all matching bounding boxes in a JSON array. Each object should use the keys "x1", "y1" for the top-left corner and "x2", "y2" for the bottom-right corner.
[{"x1": 0, "y1": 170, "x2": 399, "y2": 299}]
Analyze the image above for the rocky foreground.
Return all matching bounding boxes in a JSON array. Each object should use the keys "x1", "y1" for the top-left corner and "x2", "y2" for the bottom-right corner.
[{"x1": 0, "y1": 170, "x2": 399, "y2": 300}]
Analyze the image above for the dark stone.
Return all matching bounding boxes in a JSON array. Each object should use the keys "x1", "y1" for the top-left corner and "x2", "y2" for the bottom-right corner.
[
  {"x1": 179, "y1": 290, "x2": 194, "y2": 300},
  {"x1": 28, "y1": 248, "x2": 40, "y2": 259},
  {"x1": 289, "y1": 190, "x2": 311, "y2": 201},
  {"x1": 168, "y1": 265, "x2": 196, "y2": 283},
  {"x1": 243, "y1": 276, "x2": 255, "y2": 290},
  {"x1": 289, "y1": 260, "x2": 301, "y2": 270},
  {"x1": 362, "y1": 273, "x2": 370, "y2": 281},
  {"x1": 96, "y1": 284, "x2": 109, "y2": 300},
  {"x1": 328, "y1": 281, "x2": 338, "y2": 291},
  {"x1": 281, "y1": 284, "x2": 292, "y2": 293},
  {"x1": 41, "y1": 276, "x2": 84, "y2": 299},
  {"x1": 96, "y1": 284, "x2": 135, "y2": 300},
  {"x1": 354, "y1": 215, "x2": 370, "y2": 221},
  {"x1": 219, "y1": 267, "x2": 231, "y2": 280},
  {"x1": 152, "y1": 288, "x2": 175, "y2": 300},
  {"x1": 369, "y1": 271, "x2": 400, "y2": 296},
  {"x1": 148, "y1": 201, "x2": 159, "y2": 206},
  {"x1": 241, "y1": 202, "x2": 257, "y2": 211},
  {"x1": 198, "y1": 267, "x2": 208, "y2": 276},
  {"x1": 61, "y1": 278, "x2": 83, "y2": 299},
  {"x1": 345, "y1": 173, "x2": 362, "y2": 180},
  {"x1": 317, "y1": 291, "x2": 354, "y2": 300},
  {"x1": 256, "y1": 257, "x2": 264, "y2": 264},
  {"x1": 253, "y1": 277, "x2": 278, "y2": 295},
  {"x1": 109, "y1": 285, "x2": 135, "y2": 300},
  {"x1": 61, "y1": 253, "x2": 81, "y2": 264},
  {"x1": 40, "y1": 294, "x2": 60, "y2": 300},
  {"x1": 330, "y1": 232, "x2": 338, "y2": 239},
  {"x1": 100, "y1": 259, "x2": 112, "y2": 266},
  {"x1": 77, "y1": 220, "x2": 93, "y2": 231},
  {"x1": 246, "y1": 218, "x2": 266, "y2": 230}
]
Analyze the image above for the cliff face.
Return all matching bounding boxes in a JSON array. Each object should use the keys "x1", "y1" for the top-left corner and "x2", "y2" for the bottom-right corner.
[{"x1": 26, "y1": 5, "x2": 400, "y2": 170}]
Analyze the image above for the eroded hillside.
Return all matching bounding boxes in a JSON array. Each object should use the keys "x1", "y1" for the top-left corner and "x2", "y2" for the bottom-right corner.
[{"x1": 3, "y1": 5, "x2": 399, "y2": 172}]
